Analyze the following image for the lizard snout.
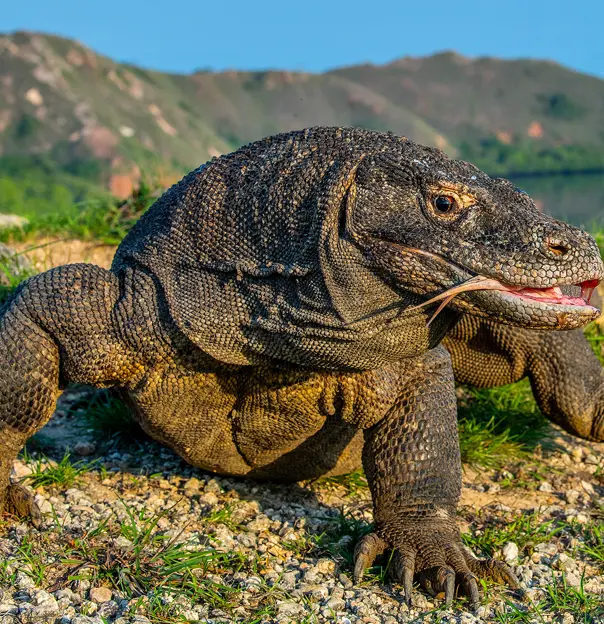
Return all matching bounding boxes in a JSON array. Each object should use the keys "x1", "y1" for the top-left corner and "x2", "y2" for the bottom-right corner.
[{"x1": 538, "y1": 223, "x2": 602, "y2": 277}]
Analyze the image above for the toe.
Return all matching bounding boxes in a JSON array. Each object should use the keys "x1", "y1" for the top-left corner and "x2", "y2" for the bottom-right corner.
[
  {"x1": 353, "y1": 533, "x2": 388, "y2": 584},
  {"x1": 391, "y1": 550, "x2": 416, "y2": 606},
  {"x1": 446, "y1": 545, "x2": 481, "y2": 609},
  {"x1": 418, "y1": 565, "x2": 456, "y2": 604},
  {"x1": 456, "y1": 571, "x2": 481, "y2": 610},
  {"x1": 463, "y1": 551, "x2": 519, "y2": 588}
]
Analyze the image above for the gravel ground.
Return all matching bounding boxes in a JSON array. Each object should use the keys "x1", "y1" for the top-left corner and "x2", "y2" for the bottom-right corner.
[{"x1": 0, "y1": 386, "x2": 602, "y2": 624}]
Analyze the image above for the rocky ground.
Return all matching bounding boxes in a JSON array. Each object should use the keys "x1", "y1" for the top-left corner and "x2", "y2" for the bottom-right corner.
[
  {"x1": 0, "y1": 383, "x2": 601, "y2": 624},
  {"x1": 0, "y1": 242, "x2": 602, "y2": 623}
]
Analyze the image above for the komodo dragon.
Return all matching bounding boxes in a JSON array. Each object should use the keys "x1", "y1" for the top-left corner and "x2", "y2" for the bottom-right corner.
[{"x1": 0, "y1": 127, "x2": 603, "y2": 607}]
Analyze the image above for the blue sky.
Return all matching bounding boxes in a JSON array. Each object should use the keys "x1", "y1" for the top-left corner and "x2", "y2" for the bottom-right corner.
[{"x1": 3, "y1": 0, "x2": 603, "y2": 77}]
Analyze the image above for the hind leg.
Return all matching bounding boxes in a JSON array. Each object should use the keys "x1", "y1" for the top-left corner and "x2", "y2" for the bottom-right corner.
[
  {"x1": 0, "y1": 264, "x2": 141, "y2": 522},
  {"x1": 444, "y1": 315, "x2": 604, "y2": 440}
]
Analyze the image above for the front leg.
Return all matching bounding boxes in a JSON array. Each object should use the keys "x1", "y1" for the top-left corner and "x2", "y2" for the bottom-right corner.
[
  {"x1": 0, "y1": 264, "x2": 141, "y2": 523},
  {"x1": 355, "y1": 346, "x2": 517, "y2": 607}
]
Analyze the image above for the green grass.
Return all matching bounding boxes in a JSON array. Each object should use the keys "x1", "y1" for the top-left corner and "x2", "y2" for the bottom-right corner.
[
  {"x1": 563, "y1": 520, "x2": 604, "y2": 571},
  {"x1": 313, "y1": 468, "x2": 368, "y2": 495},
  {"x1": 462, "y1": 510, "x2": 560, "y2": 558},
  {"x1": 495, "y1": 574, "x2": 603, "y2": 623},
  {"x1": 15, "y1": 534, "x2": 48, "y2": 586},
  {"x1": 282, "y1": 511, "x2": 374, "y2": 581},
  {"x1": 202, "y1": 504, "x2": 243, "y2": 533},
  {"x1": 0, "y1": 249, "x2": 38, "y2": 306},
  {"x1": 585, "y1": 321, "x2": 604, "y2": 365},
  {"x1": 457, "y1": 379, "x2": 555, "y2": 469},
  {"x1": 80, "y1": 388, "x2": 142, "y2": 440},
  {"x1": 23, "y1": 451, "x2": 94, "y2": 489},
  {"x1": 592, "y1": 228, "x2": 604, "y2": 254},
  {"x1": 58, "y1": 503, "x2": 247, "y2": 605}
]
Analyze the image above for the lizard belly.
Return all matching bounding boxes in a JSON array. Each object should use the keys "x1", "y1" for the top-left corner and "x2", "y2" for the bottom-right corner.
[
  {"x1": 126, "y1": 359, "x2": 409, "y2": 480},
  {"x1": 231, "y1": 364, "x2": 409, "y2": 480},
  {"x1": 127, "y1": 364, "x2": 252, "y2": 476}
]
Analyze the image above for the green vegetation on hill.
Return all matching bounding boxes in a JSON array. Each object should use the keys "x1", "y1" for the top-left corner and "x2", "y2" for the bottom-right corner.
[
  {"x1": 0, "y1": 179, "x2": 159, "y2": 245},
  {"x1": 459, "y1": 139, "x2": 604, "y2": 176},
  {"x1": 0, "y1": 154, "x2": 107, "y2": 218}
]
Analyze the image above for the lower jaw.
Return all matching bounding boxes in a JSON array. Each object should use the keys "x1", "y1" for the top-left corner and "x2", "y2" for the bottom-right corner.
[{"x1": 469, "y1": 290, "x2": 600, "y2": 330}]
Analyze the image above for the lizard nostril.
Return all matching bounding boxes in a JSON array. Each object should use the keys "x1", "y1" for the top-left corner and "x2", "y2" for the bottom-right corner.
[{"x1": 546, "y1": 238, "x2": 570, "y2": 256}]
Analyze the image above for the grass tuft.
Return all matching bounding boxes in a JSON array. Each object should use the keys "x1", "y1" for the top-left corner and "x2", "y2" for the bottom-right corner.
[
  {"x1": 0, "y1": 179, "x2": 161, "y2": 246},
  {"x1": 585, "y1": 321, "x2": 604, "y2": 364},
  {"x1": 313, "y1": 468, "x2": 368, "y2": 494},
  {"x1": 496, "y1": 573, "x2": 603, "y2": 623},
  {"x1": 81, "y1": 388, "x2": 142, "y2": 440},
  {"x1": 564, "y1": 520, "x2": 604, "y2": 571},
  {"x1": 457, "y1": 380, "x2": 555, "y2": 469},
  {"x1": 23, "y1": 451, "x2": 94, "y2": 488},
  {"x1": 0, "y1": 251, "x2": 38, "y2": 306},
  {"x1": 57, "y1": 503, "x2": 246, "y2": 607},
  {"x1": 462, "y1": 510, "x2": 559, "y2": 558}
]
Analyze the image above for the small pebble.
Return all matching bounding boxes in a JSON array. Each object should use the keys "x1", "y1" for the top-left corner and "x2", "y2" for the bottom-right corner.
[
  {"x1": 88, "y1": 587, "x2": 112, "y2": 603},
  {"x1": 73, "y1": 440, "x2": 96, "y2": 456},
  {"x1": 502, "y1": 541, "x2": 519, "y2": 563}
]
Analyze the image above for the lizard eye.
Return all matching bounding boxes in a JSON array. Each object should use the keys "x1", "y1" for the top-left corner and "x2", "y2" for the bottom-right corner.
[{"x1": 433, "y1": 195, "x2": 457, "y2": 214}]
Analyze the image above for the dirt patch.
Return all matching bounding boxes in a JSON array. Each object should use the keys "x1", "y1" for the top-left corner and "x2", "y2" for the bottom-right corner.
[{"x1": 13, "y1": 238, "x2": 117, "y2": 271}]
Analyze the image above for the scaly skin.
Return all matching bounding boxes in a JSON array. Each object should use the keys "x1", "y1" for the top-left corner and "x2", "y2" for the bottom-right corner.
[{"x1": 0, "y1": 127, "x2": 603, "y2": 608}]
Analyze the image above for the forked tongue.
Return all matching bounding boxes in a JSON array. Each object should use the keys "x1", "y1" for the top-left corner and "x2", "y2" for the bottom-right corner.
[
  {"x1": 581, "y1": 279, "x2": 598, "y2": 304},
  {"x1": 409, "y1": 275, "x2": 520, "y2": 326}
]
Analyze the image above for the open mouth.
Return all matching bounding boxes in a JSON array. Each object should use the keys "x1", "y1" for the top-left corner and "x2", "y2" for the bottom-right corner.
[
  {"x1": 411, "y1": 276, "x2": 600, "y2": 326},
  {"x1": 386, "y1": 244, "x2": 602, "y2": 326},
  {"x1": 504, "y1": 280, "x2": 598, "y2": 307}
]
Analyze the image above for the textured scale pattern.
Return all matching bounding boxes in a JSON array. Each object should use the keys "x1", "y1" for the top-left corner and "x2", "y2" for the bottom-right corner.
[{"x1": 0, "y1": 127, "x2": 602, "y2": 607}]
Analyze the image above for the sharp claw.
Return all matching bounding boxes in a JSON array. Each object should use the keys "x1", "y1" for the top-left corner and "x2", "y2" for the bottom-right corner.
[
  {"x1": 352, "y1": 556, "x2": 373, "y2": 585},
  {"x1": 353, "y1": 558, "x2": 366, "y2": 584},
  {"x1": 443, "y1": 570, "x2": 455, "y2": 607},
  {"x1": 403, "y1": 566, "x2": 414, "y2": 607},
  {"x1": 353, "y1": 533, "x2": 388, "y2": 584},
  {"x1": 499, "y1": 565, "x2": 520, "y2": 590},
  {"x1": 6, "y1": 483, "x2": 42, "y2": 528},
  {"x1": 468, "y1": 577, "x2": 480, "y2": 611}
]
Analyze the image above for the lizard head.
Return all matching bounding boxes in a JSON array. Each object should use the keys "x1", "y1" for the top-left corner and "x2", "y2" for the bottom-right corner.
[{"x1": 349, "y1": 147, "x2": 603, "y2": 330}]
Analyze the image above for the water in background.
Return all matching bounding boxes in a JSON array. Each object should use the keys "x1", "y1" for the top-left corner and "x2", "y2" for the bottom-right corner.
[{"x1": 511, "y1": 173, "x2": 604, "y2": 229}]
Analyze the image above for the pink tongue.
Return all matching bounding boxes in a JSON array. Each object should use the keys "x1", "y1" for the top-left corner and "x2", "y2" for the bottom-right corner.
[{"x1": 512, "y1": 286, "x2": 586, "y2": 306}]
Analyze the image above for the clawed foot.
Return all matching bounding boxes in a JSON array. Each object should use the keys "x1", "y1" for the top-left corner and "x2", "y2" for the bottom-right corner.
[
  {"x1": 353, "y1": 524, "x2": 518, "y2": 609},
  {"x1": 4, "y1": 483, "x2": 42, "y2": 528}
]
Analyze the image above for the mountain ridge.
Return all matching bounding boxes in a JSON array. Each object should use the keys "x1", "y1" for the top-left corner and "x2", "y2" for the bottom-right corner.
[{"x1": 1, "y1": 30, "x2": 604, "y2": 214}]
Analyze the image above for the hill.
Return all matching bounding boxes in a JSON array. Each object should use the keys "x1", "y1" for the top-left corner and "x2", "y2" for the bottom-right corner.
[{"x1": 2, "y1": 31, "x2": 604, "y2": 213}]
